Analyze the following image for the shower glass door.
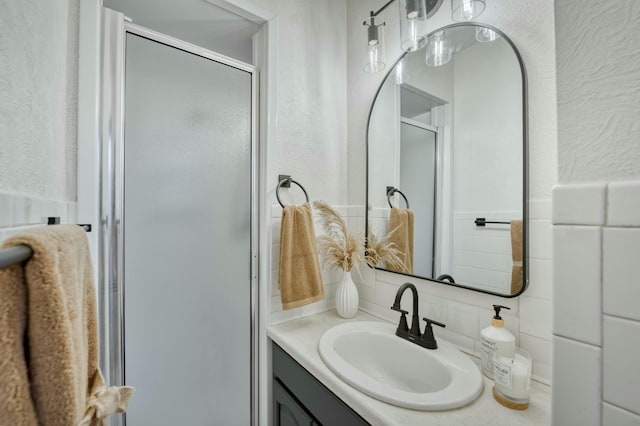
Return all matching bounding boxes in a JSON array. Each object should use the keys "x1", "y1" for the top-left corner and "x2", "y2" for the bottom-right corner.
[
  {"x1": 120, "y1": 31, "x2": 253, "y2": 425},
  {"x1": 399, "y1": 120, "x2": 437, "y2": 277}
]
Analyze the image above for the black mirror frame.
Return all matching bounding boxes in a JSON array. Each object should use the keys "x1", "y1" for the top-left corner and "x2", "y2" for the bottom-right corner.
[{"x1": 364, "y1": 22, "x2": 529, "y2": 298}]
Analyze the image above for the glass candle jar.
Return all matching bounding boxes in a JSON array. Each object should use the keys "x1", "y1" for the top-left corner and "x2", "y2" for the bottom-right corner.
[{"x1": 493, "y1": 348, "x2": 532, "y2": 410}]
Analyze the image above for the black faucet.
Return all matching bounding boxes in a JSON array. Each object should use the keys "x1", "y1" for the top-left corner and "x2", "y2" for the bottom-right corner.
[{"x1": 391, "y1": 282, "x2": 445, "y2": 349}]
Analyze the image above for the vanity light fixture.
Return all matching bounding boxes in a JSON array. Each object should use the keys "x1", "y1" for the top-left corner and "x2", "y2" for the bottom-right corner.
[
  {"x1": 363, "y1": 15, "x2": 386, "y2": 73},
  {"x1": 399, "y1": 0, "x2": 429, "y2": 52},
  {"x1": 475, "y1": 26, "x2": 500, "y2": 42},
  {"x1": 451, "y1": 0, "x2": 486, "y2": 22},
  {"x1": 425, "y1": 31, "x2": 452, "y2": 66},
  {"x1": 363, "y1": 0, "x2": 430, "y2": 73}
]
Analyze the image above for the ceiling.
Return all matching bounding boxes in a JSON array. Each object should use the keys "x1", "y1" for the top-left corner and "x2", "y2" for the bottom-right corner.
[{"x1": 103, "y1": 0, "x2": 262, "y2": 64}]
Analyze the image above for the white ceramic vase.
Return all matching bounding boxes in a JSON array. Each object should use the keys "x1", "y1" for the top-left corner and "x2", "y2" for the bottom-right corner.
[{"x1": 335, "y1": 269, "x2": 359, "y2": 318}]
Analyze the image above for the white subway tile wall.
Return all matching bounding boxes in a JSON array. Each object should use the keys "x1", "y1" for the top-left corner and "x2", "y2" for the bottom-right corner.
[
  {"x1": 0, "y1": 194, "x2": 12, "y2": 228},
  {"x1": 452, "y1": 210, "x2": 518, "y2": 294},
  {"x1": 553, "y1": 226, "x2": 602, "y2": 345},
  {"x1": 552, "y1": 181, "x2": 640, "y2": 424},
  {"x1": 552, "y1": 183, "x2": 606, "y2": 226},
  {"x1": 602, "y1": 403, "x2": 640, "y2": 426},
  {"x1": 0, "y1": 192, "x2": 77, "y2": 245},
  {"x1": 552, "y1": 336, "x2": 602, "y2": 426},
  {"x1": 607, "y1": 181, "x2": 640, "y2": 227},
  {"x1": 602, "y1": 228, "x2": 640, "y2": 321},
  {"x1": 602, "y1": 316, "x2": 640, "y2": 413},
  {"x1": 519, "y1": 297, "x2": 553, "y2": 341}
]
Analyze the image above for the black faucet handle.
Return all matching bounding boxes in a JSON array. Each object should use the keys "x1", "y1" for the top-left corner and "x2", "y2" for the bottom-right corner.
[
  {"x1": 390, "y1": 306, "x2": 409, "y2": 314},
  {"x1": 421, "y1": 317, "x2": 445, "y2": 350},
  {"x1": 423, "y1": 317, "x2": 446, "y2": 329},
  {"x1": 391, "y1": 307, "x2": 410, "y2": 334}
]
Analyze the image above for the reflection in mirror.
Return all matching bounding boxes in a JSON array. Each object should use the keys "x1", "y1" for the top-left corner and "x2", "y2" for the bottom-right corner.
[{"x1": 366, "y1": 24, "x2": 527, "y2": 296}]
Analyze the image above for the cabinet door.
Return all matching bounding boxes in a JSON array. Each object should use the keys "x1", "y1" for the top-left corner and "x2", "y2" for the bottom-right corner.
[
  {"x1": 273, "y1": 379, "x2": 318, "y2": 426},
  {"x1": 272, "y1": 343, "x2": 369, "y2": 425}
]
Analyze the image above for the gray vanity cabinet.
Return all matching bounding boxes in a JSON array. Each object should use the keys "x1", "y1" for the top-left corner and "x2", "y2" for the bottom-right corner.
[
  {"x1": 273, "y1": 379, "x2": 319, "y2": 426},
  {"x1": 272, "y1": 342, "x2": 369, "y2": 426}
]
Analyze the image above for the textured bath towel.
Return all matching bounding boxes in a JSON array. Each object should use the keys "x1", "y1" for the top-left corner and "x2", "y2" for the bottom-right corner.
[
  {"x1": 278, "y1": 203, "x2": 325, "y2": 310},
  {"x1": 388, "y1": 208, "x2": 414, "y2": 274},
  {"x1": 0, "y1": 225, "x2": 133, "y2": 426},
  {"x1": 510, "y1": 220, "x2": 524, "y2": 294}
]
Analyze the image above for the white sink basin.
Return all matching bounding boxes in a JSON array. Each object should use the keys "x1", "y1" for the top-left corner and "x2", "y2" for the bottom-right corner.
[{"x1": 318, "y1": 321, "x2": 483, "y2": 411}]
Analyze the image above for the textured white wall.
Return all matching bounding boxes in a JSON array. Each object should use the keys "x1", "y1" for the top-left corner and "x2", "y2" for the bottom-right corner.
[
  {"x1": 271, "y1": 0, "x2": 348, "y2": 206},
  {"x1": 0, "y1": 0, "x2": 79, "y2": 201},
  {"x1": 555, "y1": 1, "x2": 640, "y2": 183},
  {"x1": 0, "y1": 0, "x2": 80, "y2": 263},
  {"x1": 242, "y1": 0, "x2": 350, "y2": 322},
  {"x1": 241, "y1": 0, "x2": 349, "y2": 206}
]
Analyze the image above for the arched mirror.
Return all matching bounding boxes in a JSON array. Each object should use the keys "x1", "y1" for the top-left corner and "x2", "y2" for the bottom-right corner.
[{"x1": 366, "y1": 23, "x2": 527, "y2": 297}]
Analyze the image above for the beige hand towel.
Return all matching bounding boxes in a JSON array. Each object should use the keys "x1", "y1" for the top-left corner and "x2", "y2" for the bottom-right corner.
[
  {"x1": 388, "y1": 208, "x2": 414, "y2": 274},
  {"x1": 510, "y1": 220, "x2": 524, "y2": 294},
  {"x1": 0, "y1": 225, "x2": 134, "y2": 426},
  {"x1": 278, "y1": 203, "x2": 325, "y2": 310}
]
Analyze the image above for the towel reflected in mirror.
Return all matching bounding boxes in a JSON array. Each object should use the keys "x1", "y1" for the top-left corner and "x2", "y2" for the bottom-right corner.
[
  {"x1": 510, "y1": 220, "x2": 524, "y2": 294},
  {"x1": 387, "y1": 207, "x2": 414, "y2": 274}
]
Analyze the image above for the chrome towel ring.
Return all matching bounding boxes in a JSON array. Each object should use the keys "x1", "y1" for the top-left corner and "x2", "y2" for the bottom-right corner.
[{"x1": 276, "y1": 174, "x2": 310, "y2": 207}]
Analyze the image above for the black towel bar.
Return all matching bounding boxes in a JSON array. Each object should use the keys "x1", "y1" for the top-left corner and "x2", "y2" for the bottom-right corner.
[
  {"x1": 386, "y1": 186, "x2": 410, "y2": 209},
  {"x1": 276, "y1": 175, "x2": 309, "y2": 208},
  {"x1": 474, "y1": 218, "x2": 510, "y2": 227}
]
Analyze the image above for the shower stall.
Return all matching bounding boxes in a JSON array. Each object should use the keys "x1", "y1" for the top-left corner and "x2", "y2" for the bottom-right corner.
[{"x1": 99, "y1": 8, "x2": 258, "y2": 425}]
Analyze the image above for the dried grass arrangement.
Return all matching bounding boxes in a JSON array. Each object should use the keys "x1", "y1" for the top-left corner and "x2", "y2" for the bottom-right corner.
[
  {"x1": 313, "y1": 200, "x2": 407, "y2": 273},
  {"x1": 366, "y1": 224, "x2": 407, "y2": 271},
  {"x1": 313, "y1": 201, "x2": 364, "y2": 272}
]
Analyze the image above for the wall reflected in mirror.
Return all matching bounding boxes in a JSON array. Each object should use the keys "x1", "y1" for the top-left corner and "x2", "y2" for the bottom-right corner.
[{"x1": 366, "y1": 24, "x2": 526, "y2": 296}]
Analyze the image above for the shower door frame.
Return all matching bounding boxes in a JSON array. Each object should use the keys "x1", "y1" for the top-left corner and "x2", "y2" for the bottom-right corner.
[{"x1": 99, "y1": 8, "x2": 259, "y2": 425}]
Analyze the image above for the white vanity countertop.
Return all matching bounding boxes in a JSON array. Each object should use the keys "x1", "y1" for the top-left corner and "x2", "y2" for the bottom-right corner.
[{"x1": 267, "y1": 310, "x2": 550, "y2": 426}]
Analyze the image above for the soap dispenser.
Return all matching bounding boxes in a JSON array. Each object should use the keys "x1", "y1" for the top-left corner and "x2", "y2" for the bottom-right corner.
[{"x1": 480, "y1": 305, "x2": 516, "y2": 379}]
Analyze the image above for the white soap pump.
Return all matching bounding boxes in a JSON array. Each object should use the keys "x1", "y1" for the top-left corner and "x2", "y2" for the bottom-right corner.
[{"x1": 480, "y1": 305, "x2": 516, "y2": 379}]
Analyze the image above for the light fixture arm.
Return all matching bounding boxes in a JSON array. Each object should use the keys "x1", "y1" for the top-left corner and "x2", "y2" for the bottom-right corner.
[{"x1": 370, "y1": 0, "x2": 397, "y2": 18}]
